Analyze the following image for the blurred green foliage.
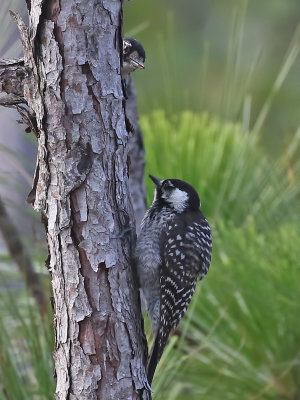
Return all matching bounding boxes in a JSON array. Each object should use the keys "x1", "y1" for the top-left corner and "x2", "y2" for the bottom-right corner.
[
  {"x1": 0, "y1": 283, "x2": 54, "y2": 400},
  {"x1": 124, "y1": 0, "x2": 300, "y2": 156},
  {"x1": 153, "y1": 221, "x2": 300, "y2": 399},
  {"x1": 141, "y1": 111, "x2": 300, "y2": 398},
  {"x1": 142, "y1": 111, "x2": 300, "y2": 229}
]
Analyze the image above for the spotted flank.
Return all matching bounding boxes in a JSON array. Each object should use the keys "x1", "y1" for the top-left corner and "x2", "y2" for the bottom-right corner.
[{"x1": 147, "y1": 210, "x2": 212, "y2": 384}]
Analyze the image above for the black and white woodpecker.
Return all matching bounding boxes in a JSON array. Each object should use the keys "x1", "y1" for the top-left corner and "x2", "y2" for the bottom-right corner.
[
  {"x1": 122, "y1": 37, "x2": 146, "y2": 76},
  {"x1": 135, "y1": 175, "x2": 212, "y2": 385}
]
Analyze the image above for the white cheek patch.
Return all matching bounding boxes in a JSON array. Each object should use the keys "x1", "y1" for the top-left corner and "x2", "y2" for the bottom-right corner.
[
  {"x1": 164, "y1": 188, "x2": 188, "y2": 212},
  {"x1": 123, "y1": 40, "x2": 131, "y2": 51}
]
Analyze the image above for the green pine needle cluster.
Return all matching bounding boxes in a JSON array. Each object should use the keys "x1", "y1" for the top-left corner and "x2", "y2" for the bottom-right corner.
[
  {"x1": 142, "y1": 111, "x2": 300, "y2": 230},
  {"x1": 141, "y1": 111, "x2": 300, "y2": 399},
  {"x1": 0, "y1": 290, "x2": 54, "y2": 400}
]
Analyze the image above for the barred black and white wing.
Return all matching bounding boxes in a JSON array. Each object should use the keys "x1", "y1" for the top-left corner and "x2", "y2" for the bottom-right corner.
[{"x1": 147, "y1": 211, "x2": 212, "y2": 384}]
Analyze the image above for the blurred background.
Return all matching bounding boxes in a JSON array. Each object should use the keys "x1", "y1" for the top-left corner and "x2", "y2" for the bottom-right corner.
[{"x1": 0, "y1": 0, "x2": 299, "y2": 399}]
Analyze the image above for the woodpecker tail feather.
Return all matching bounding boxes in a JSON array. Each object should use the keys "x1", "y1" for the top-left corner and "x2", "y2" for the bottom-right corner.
[
  {"x1": 147, "y1": 309, "x2": 174, "y2": 385},
  {"x1": 147, "y1": 334, "x2": 159, "y2": 386},
  {"x1": 147, "y1": 329, "x2": 168, "y2": 385}
]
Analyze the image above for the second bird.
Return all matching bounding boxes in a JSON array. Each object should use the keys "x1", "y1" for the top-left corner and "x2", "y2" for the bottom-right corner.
[
  {"x1": 122, "y1": 37, "x2": 145, "y2": 76},
  {"x1": 135, "y1": 175, "x2": 212, "y2": 385}
]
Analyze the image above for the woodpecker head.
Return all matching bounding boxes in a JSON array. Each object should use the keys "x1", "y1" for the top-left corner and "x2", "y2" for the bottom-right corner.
[
  {"x1": 122, "y1": 37, "x2": 146, "y2": 75},
  {"x1": 149, "y1": 175, "x2": 201, "y2": 212}
]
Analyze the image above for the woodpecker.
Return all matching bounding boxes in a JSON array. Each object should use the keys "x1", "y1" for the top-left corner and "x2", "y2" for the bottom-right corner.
[
  {"x1": 122, "y1": 37, "x2": 146, "y2": 76},
  {"x1": 135, "y1": 175, "x2": 212, "y2": 385}
]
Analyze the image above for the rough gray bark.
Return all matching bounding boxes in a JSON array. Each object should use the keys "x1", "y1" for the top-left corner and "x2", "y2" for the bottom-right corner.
[
  {"x1": 0, "y1": 58, "x2": 25, "y2": 105},
  {"x1": 0, "y1": 63, "x2": 147, "y2": 227},
  {"x1": 125, "y1": 76, "x2": 147, "y2": 232},
  {"x1": 0, "y1": 1, "x2": 150, "y2": 399}
]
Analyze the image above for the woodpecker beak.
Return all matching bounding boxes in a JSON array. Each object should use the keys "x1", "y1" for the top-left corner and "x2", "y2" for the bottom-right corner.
[
  {"x1": 129, "y1": 57, "x2": 145, "y2": 69},
  {"x1": 149, "y1": 175, "x2": 163, "y2": 187}
]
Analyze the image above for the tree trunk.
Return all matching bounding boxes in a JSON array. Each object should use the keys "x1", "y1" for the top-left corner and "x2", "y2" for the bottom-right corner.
[
  {"x1": 1, "y1": 1, "x2": 150, "y2": 399},
  {"x1": 125, "y1": 76, "x2": 147, "y2": 233}
]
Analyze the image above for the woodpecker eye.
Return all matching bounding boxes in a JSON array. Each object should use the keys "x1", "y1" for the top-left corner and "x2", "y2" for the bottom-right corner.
[{"x1": 162, "y1": 180, "x2": 174, "y2": 191}]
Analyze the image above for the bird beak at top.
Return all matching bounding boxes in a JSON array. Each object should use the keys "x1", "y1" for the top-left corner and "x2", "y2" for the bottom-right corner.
[
  {"x1": 129, "y1": 57, "x2": 145, "y2": 69},
  {"x1": 149, "y1": 175, "x2": 163, "y2": 187}
]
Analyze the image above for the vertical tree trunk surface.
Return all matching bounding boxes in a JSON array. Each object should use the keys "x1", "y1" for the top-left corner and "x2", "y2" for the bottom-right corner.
[
  {"x1": 126, "y1": 76, "x2": 147, "y2": 233},
  {"x1": 4, "y1": 1, "x2": 150, "y2": 399}
]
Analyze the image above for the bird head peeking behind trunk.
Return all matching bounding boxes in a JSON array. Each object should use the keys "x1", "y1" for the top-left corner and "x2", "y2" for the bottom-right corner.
[{"x1": 122, "y1": 37, "x2": 146, "y2": 76}]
